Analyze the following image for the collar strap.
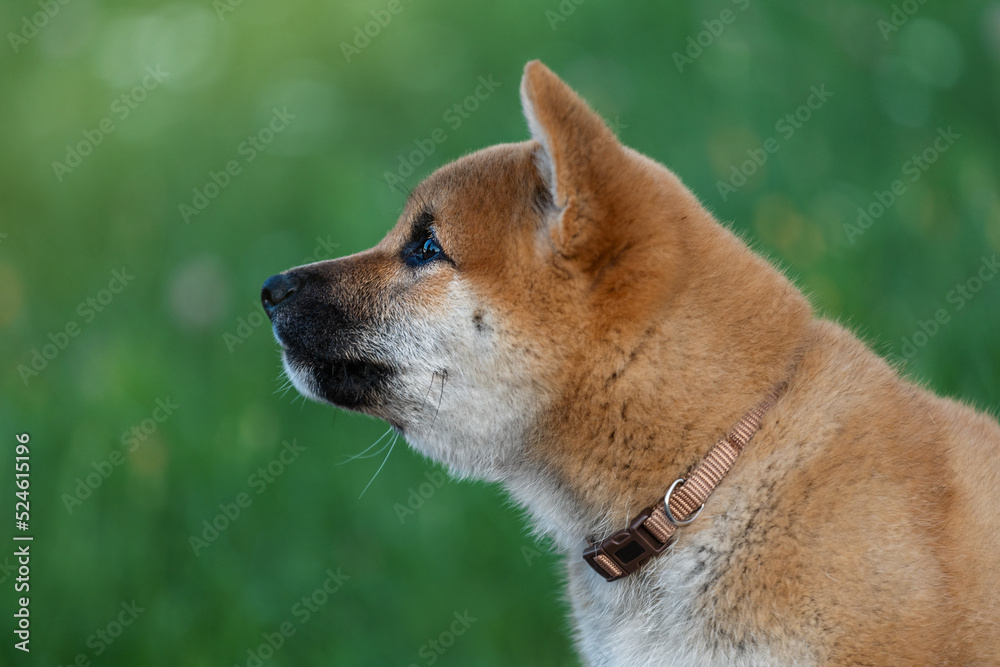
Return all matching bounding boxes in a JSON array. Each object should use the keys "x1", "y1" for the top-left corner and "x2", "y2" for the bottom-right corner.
[{"x1": 583, "y1": 382, "x2": 787, "y2": 582}]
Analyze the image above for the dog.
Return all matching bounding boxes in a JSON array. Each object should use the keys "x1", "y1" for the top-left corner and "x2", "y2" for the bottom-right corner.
[{"x1": 261, "y1": 61, "x2": 1000, "y2": 665}]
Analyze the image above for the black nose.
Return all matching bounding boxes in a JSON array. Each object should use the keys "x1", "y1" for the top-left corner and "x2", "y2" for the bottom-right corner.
[{"x1": 261, "y1": 272, "x2": 300, "y2": 314}]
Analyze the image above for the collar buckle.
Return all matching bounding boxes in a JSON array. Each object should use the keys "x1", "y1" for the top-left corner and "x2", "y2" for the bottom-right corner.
[{"x1": 582, "y1": 505, "x2": 673, "y2": 581}]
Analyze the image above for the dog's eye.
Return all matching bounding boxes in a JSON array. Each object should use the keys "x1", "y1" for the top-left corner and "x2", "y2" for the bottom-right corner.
[
  {"x1": 407, "y1": 233, "x2": 444, "y2": 266},
  {"x1": 420, "y1": 237, "x2": 442, "y2": 259}
]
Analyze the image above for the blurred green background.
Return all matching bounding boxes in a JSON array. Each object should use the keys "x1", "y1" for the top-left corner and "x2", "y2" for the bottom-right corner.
[{"x1": 2, "y1": 0, "x2": 999, "y2": 664}]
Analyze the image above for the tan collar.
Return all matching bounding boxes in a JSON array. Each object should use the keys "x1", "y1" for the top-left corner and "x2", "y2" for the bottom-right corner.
[{"x1": 583, "y1": 381, "x2": 788, "y2": 581}]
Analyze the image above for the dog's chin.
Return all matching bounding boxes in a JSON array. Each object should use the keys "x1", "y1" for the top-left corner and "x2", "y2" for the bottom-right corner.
[{"x1": 281, "y1": 350, "x2": 393, "y2": 412}]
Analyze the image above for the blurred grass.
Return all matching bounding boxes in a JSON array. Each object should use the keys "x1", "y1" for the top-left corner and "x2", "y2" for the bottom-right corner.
[{"x1": 1, "y1": 0, "x2": 999, "y2": 664}]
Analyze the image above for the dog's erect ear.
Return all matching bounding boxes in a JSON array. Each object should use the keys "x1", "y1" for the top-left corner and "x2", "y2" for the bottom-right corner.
[{"x1": 520, "y1": 60, "x2": 620, "y2": 245}]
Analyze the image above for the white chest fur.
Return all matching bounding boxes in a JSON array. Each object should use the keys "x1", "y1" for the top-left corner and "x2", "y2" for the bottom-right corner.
[{"x1": 563, "y1": 538, "x2": 812, "y2": 667}]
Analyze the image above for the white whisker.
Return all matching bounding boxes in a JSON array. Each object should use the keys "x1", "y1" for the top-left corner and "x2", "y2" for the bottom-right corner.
[
  {"x1": 338, "y1": 427, "x2": 394, "y2": 465},
  {"x1": 359, "y1": 433, "x2": 398, "y2": 498},
  {"x1": 429, "y1": 369, "x2": 447, "y2": 429},
  {"x1": 418, "y1": 370, "x2": 439, "y2": 413}
]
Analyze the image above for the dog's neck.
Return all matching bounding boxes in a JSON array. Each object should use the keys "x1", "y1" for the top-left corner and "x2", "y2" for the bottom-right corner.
[{"x1": 501, "y1": 217, "x2": 813, "y2": 553}]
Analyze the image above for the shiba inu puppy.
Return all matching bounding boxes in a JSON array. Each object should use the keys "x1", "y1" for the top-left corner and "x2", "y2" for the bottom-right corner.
[{"x1": 262, "y1": 60, "x2": 1000, "y2": 665}]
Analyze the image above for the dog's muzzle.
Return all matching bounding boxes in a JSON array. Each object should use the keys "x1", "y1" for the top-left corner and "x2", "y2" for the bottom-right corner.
[{"x1": 261, "y1": 267, "x2": 394, "y2": 411}]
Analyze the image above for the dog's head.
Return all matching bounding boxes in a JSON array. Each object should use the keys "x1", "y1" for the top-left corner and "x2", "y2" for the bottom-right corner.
[{"x1": 262, "y1": 61, "x2": 730, "y2": 481}]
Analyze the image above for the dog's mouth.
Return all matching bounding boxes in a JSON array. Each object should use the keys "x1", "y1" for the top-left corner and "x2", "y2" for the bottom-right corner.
[
  {"x1": 260, "y1": 264, "x2": 401, "y2": 413},
  {"x1": 281, "y1": 347, "x2": 395, "y2": 411}
]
